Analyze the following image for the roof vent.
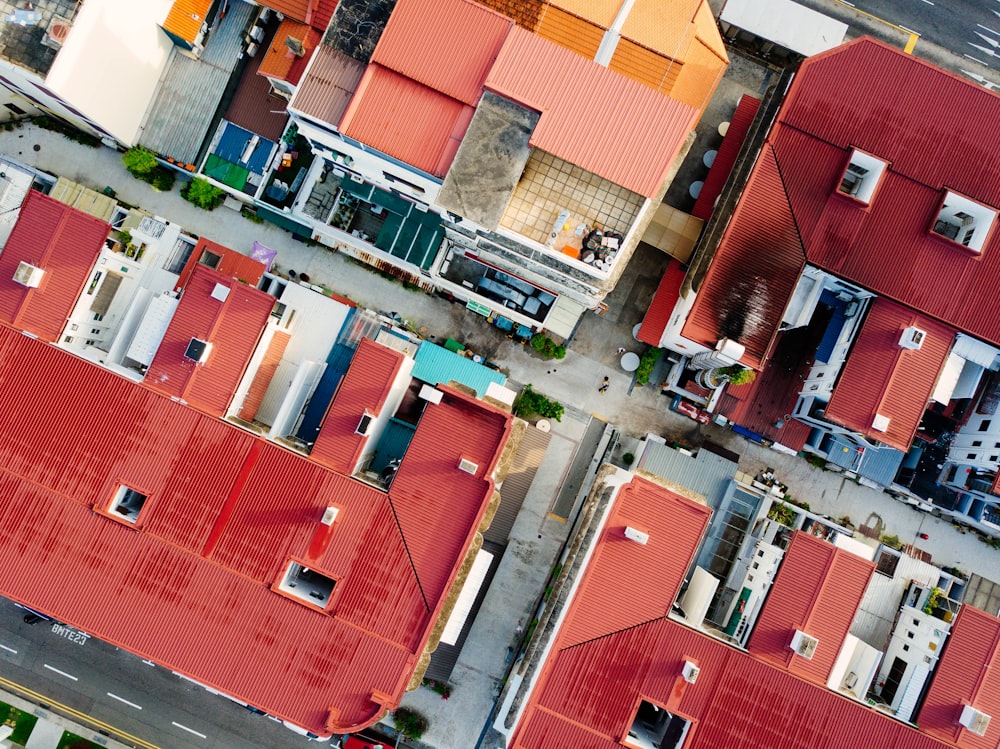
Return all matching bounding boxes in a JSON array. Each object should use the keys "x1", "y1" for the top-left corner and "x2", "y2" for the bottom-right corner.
[
  {"x1": 872, "y1": 413, "x2": 891, "y2": 432},
  {"x1": 959, "y1": 705, "x2": 991, "y2": 736},
  {"x1": 210, "y1": 283, "x2": 231, "y2": 302},
  {"x1": 790, "y1": 629, "x2": 819, "y2": 659},
  {"x1": 458, "y1": 458, "x2": 478, "y2": 475},
  {"x1": 13, "y1": 261, "x2": 44, "y2": 288},
  {"x1": 899, "y1": 326, "x2": 925, "y2": 350},
  {"x1": 418, "y1": 384, "x2": 443, "y2": 404},
  {"x1": 355, "y1": 412, "x2": 373, "y2": 436},
  {"x1": 624, "y1": 526, "x2": 649, "y2": 545},
  {"x1": 681, "y1": 660, "x2": 699, "y2": 684},
  {"x1": 184, "y1": 338, "x2": 211, "y2": 363},
  {"x1": 320, "y1": 506, "x2": 339, "y2": 526}
]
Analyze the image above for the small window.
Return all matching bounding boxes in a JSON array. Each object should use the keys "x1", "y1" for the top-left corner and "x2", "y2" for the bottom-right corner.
[
  {"x1": 980, "y1": 420, "x2": 992, "y2": 432},
  {"x1": 93, "y1": 313, "x2": 104, "y2": 321},
  {"x1": 63, "y1": 336, "x2": 72, "y2": 343},
  {"x1": 277, "y1": 562, "x2": 336, "y2": 608},
  {"x1": 913, "y1": 618, "x2": 920, "y2": 626},
  {"x1": 199, "y1": 250, "x2": 222, "y2": 269},
  {"x1": 752, "y1": 562, "x2": 759, "y2": 570},
  {"x1": 907, "y1": 631, "x2": 915, "y2": 639},
  {"x1": 968, "y1": 453, "x2": 978, "y2": 460},
  {"x1": 109, "y1": 485, "x2": 148, "y2": 524},
  {"x1": 991, "y1": 455, "x2": 998, "y2": 462},
  {"x1": 90, "y1": 328, "x2": 101, "y2": 334},
  {"x1": 903, "y1": 644, "x2": 910, "y2": 652},
  {"x1": 973, "y1": 440, "x2": 983, "y2": 447}
]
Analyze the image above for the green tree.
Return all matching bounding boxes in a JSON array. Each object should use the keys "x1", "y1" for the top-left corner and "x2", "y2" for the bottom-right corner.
[
  {"x1": 393, "y1": 707, "x2": 428, "y2": 740},
  {"x1": 182, "y1": 177, "x2": 225, "y2": 210},
  {"x1": 122, "y1": 146, "x2": 158, "y2": 177}
]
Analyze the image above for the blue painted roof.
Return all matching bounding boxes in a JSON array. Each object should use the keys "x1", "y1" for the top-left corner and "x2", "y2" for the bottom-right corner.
[
  {"x1": 826, "y1": 434, "x2": 904, "y2": 488},
  {"x1": 214, "y1": 122, "x2": 277, "y2": 175},
  {"x1": 412, "y1": 341, "x2": 506, "y2": 397}
]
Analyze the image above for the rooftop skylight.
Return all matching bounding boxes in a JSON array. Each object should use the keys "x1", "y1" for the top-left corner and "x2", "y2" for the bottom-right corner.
[
  {"x1": 933, "y1": 191, "x2": 997, "y2": 253},
  {"x1": 837, "y1": 149, "x2": 887, "y2": 205}
]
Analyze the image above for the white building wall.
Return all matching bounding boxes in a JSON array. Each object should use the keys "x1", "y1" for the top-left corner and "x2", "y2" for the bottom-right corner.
[{"x1": 875, "y1": 605, "x2": 951, "y2": 712}]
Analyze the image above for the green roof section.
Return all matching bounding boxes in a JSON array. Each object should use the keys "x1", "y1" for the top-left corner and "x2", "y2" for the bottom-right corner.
[{"x1": 412, "y1": 341, "x2": 507, "y2": 398}]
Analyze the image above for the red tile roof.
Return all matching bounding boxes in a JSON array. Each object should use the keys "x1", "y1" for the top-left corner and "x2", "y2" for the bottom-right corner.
[
  {"x1": 146, "y1": 265, "x2": 275, "y2": 417},
  {"x1": 682, "y1": 142, "x2": 806, "y2": 368},
  {"x1": 0, "y1": 191, "x2": 108, "y2": 342},
  {"x1": 0, "y1": 325, "x2": 511, "y2": 737},
  {"x1": 691, "y1": 94, "x2": 760, "y2": 221},
  {"x1": 389, "y1": 385, "x2": 513, "y2": 604},
  {"x1": 371, "y1": 0, "x2": 512, "y2": 107},
  {"x1": 485, "y1": 27, "x2": 698, "y2": 198},
  {"x1": 510, "y1": 500, "x2": 968, "y2": 749},
  {"x1": 919, "y1": 605, "x2": 1000, "y2": 747},
  {"x1": 339, "y1": 65, "x2": 475, "y2": 177},
  {"x1": 176, "y1": 237, "x2": 266, "y2": 291},
  {"x1": 747, "y1": 532, "x2": 875, "y2": 685},
  {"x1": 311, "y1": 337, "x2": 406, "y2": 473},
  {"x1": 637, "y1": 259, "x2": 685, "y2": 346},
  {"x1": 825, "y1": 298, "x2": 956, "y2": 451}
]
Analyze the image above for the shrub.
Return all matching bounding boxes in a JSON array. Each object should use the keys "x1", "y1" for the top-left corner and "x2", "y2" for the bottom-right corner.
[
  {"x1": 718, "y1": 364, "x2": 756, "y2": 386},
  {"x1": 393, "y1": 707, "x2": 428, "y2": 740},
  {"x1": 150, "y1": 169, "x2": 175, "y2": 192},
  {"x1": 880, "y1": 533, "x2": 902, "y2": 550},
  {"x1": 122, "y1": 146, "x2": 158, "y2": 177},
  {"x1": 622, "y1": 452, "x2": 635, "y2": 466},
  {"x1": 31, "y1": 115, "x2": 101, "y2": 147},
  {"x1": 530, "y1": 333, "x2": 565, "y2": 360},
  {"x1": 513, "y1": 385, "x2": 564, "y2": 422},
  {"x1": 767, "y1": 502, "x2": 796, "y2": 527},
  {"x1": 182, "y1": 177, "x2": 225, "y2": 210},
  {"x1": 635, "y1": 347, "x2": 662, "y2": 385}
]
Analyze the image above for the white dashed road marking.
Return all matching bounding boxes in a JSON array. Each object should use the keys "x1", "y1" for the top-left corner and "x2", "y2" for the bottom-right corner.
[
  {"x1": 172, "y1": 722, "x2": 207, "y2": 739},
  {"x1": 0, "y1": 644, "x2": 17, "y2": 654},
  {"x1": 43, "y1": 664, "x2": 78, "y2": 681},
  {"x1": 107, "y1": 693, "x2": 143, "y2": 710}
]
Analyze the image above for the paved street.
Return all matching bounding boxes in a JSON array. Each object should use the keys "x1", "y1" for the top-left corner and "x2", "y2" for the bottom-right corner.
[{"x1": 0, "y1": 600, "x2": 319, "y2": 749}]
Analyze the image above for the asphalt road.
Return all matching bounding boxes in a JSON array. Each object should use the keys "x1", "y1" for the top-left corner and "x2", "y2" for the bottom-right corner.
[{"x1": 0, "y1": 599, "x2": 323, "y2": 749}]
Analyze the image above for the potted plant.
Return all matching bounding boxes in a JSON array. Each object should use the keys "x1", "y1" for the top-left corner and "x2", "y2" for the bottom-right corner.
[{"x1": 694, "y1": 364, "x2": 756, "y2": 389}]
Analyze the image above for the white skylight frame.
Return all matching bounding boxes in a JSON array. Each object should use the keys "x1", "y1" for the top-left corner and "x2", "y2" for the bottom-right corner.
[
  {"x1": 837, "y1": 149, "x2": 888, "y2": 205},
  {"x1": 933, "y1": 190, "x2": 997, "y2": 253}
]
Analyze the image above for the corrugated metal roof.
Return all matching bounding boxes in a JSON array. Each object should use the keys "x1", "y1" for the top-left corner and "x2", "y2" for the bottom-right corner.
[
  {"x1": 146, "y1": 265, "x2": 274, "y2": 417},
  {"x1": 162, "y1": 0, "x2": 213, "y2": 44},
  {"x1": 484, "y1": 26, "x2": 697, "y2": 198},
  {"x1": 748, "y1": 532, "x2": 875, "y2": 685},
  {"x1": 683, "y1": 143, "x2": 807, "y2": 368},
  {"x1": 311, "y1": 337, "x2": 405, "y2": 473},
  {"x1": 692, "y1": 94, "x2": 760, "y2": 220},
  {"x1": 412, "y1": 340, "x2": 507, "y2": 397},
  {"x1": 371, "y1": 0, "x2": 512, "y2": 106},
  {"x1": 389, "y1": 387, "x2": 513, "y2": 606},
  {"x1": 919, "y1": 605, "x2": 1000, "y2": 747},
  {"x1": 637, "y1": 259, "x2": 685, "y2": 346},
  {"x1": 140, "y1": 0, "x2": 254, "y2": 164},
  {"x1": 825, "y1": 298, "x2": 956, "y2": 452},
  {"x1": 290, "y1": 44, "x2": 366, "y2": 127},
  {"x1": 239, "y1": 329, "x2": 290, "y2": 420},
  {"x1": 635, "y1": 440, "x2": 737, "y2": 503},
  {"x1": 339, "y1": 65, "x2": 474, "y2": 178},
  {"x1": 825, "y1": 434, "x2": 904, "y2": 488},
  {"x1": 176, "y1": 237, "x2": 267, "y2": 290},
  {"x1": 0, "y1": 322, "x2": 512, "y2": 736},
  {"x1": 484, "y1": 424, "x2": 550, "y2": 544},
  {"x1": 0, "y1": 190, "x2": 108, "y2": 342}
]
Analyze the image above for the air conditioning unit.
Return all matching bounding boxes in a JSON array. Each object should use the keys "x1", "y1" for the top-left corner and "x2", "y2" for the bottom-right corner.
[
  {"x1": 371, "y1": 205, "x2": 385, "y2": 216},
  {"x1": 249, "y1": 25, "x2": 264, "y2": 42},
  {"x1": 681, "y1": 660, "x2": 699, "y2": 684},
  {"x1": 246, "y1": 42, "x2": 258, "y2": 57},
  {"x1": 624, "y1": 526, "x2": 649, "y2": 545},
  {"x1": 350, "y1": 174, "x2": 365, "y2": 184},
  {"x1": 840, "y1": 170, "x2": 861, "y2": 196},
  {"x1": 458, "y1": 458, "x2": 478, "y2": 475},
  {"x1": 13, "y1": 261, "x2": 44, "y2": 288},
  {"x1": 355, "y1": 412, "x2": 373, "y2": 436},
  {"x1": 321, "y1": 507, "x2": 339, "y2": 525},
  {"x1": 959, "y1": 705, "x2": 991, "y2": 736},
  {"x1": 418, "y1": 384, "x2": 443, "y2": 404},
  {"x1": 843, "y1": 671, "x2": 858, "y2": 689},
  {"x1": 790, "y1": 630, "x2": 819, "y2": 659},
  {"x1": 899, "y1": 326, "x2": 925, "y2": 350}
]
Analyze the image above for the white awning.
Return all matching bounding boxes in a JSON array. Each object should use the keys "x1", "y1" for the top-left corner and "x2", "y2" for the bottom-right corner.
[{"x1": 721, "y1": 0, "x2": 847, "y2": 57}]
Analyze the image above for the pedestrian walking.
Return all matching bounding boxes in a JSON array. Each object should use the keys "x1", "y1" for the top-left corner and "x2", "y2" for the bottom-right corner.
[{"x1": 617, "y1": 347, "x2": 626, "y2": 355}]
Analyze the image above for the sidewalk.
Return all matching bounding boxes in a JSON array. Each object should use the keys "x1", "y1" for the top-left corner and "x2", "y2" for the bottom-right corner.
[{"x1": 0, "y1": 685, "x2": 135, "y2": 749}]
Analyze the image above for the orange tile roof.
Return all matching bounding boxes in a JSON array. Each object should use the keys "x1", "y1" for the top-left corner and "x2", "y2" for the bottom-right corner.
[
  {"x1": 484, "y1": 27, "x2": 697, "y2": 197},
  {"x1": 257, "y1": 19, "x2": 320, "y2": 85},
  {"x1": 260, "y1": 0, "x2": 339, "y2": 30},
  {"x1": 548, "y1": 0, "x2": 620, "y2": 27},
  {"x1": 371, "y1": 0, "x2": 513, "y2": 106},
  {"x1": 162, "y1": 0, "x2": 212, "y2": 44}
]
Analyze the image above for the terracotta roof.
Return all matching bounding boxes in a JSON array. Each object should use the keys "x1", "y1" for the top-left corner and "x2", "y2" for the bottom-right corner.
[
  {"x1": 259, "y1": 0, "x2": 339, "y2": 30},
  {"x1": 339, "y1": 65, "x2": 474, "y2": 178},
  {"x1": 162, "y1": 0, "x2": 212, "y2": 44},
  {"x1": 0, "y1": 190, "x2": 108, "y2": 342},
  {"x1": 176, "y1": 237, "x2": 267, "y2": 291},
  {"x1": 692, "y1": 94, "x2": 760, "y2": 220},
  {"x1": 637, "y1": 259, "x2": 685, "y2": 346},
  {"x1": 825, "y1": 298, "x2": 956, "y2": 452},
  {"x1": 257, "y1": 19, "x2": 321, "y2": 86},
  {"x1": 371, "y1": 0, "x2": 512, "y2": 106},
  {"x1": 485, "y1": 27, "x2": 697, "y2": 197},
  {"x1": 682, "y1": 143, "x2": 807, "y2": 368},
  {"x1": 774, "y1": 39, "x2": 1000, "y2": 345},
  {"x1": 510, "y1": 490, "x2": 968, "y2": 749},
  {"x1": 0, "y1": 325, "x2": 511, "y2": 737},
  {"x1": 146, "y1": 265, "x2": 274, "y2": 417},
  {"x1": 919, "y1": 604, "x2": 1000, "y2": 747},
  {"x1": 310, "y1": 338, "x2": 406, "y2": 473},
  {"x1": 290, "y1": 44, "x2": 366, "y2": 128},
  {"x1": 747, "y1": 532, "x2": 875, "y2": 685}
]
